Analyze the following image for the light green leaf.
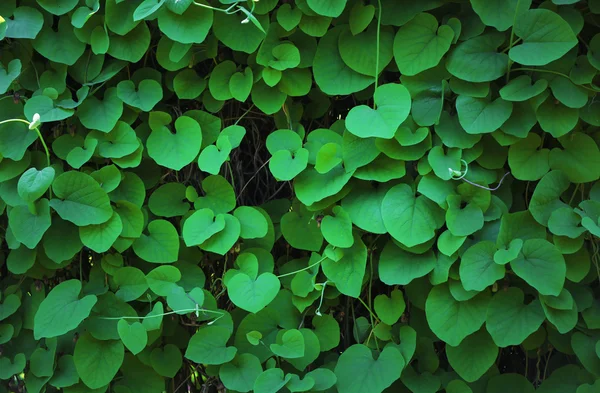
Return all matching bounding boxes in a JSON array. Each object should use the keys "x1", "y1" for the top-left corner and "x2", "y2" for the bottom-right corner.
[
  {"x1": 132, "y1": 219, "x2": 180, "y2": 263},
  {"x1": 459, "y1": 241, "x2": 505, "y2": 291},
  {"x1": 219, "y1": 353, "x2": 263, "y2": 393},
  {"x1": 456, "y1": 95, "x2": 513, "y2": 134},
  {"x1": 50, "y1": 171, "x2": 113, "y2": 226},
  {"x1": 445, "y1": 33, "x2": 508, "y2": 82},
  {"x1": 509, "y1": 9, "x2": 578, "y2": 66},
  {"x1": 34, "y1": 280, "x2": 97, "y2": 339},
  {"x1": 147, "y1": 115, "x2": 202, "y2": 170},
  {"x1": 485, "y1": 287, "x2": 545, "y2": 347},
  {"x1": 393, "y1": 13, "x2": 454, "y2": 76},
  {"x1": 510, "y1": 239, "x2": 566, "y2": 296},
  {"x1": 381, "y1": 183, "x2": 444, "y2": 247},
  {"x1": 346, "y1": 84, "x2": 411, "y2": 139},
  {"x1": 186, "y1": 326, "x2": 237, "y2": 364},
  {"x1": 334, "y1": 344, "x2": 404, "y2": 393},
  {"x1": 74, "y1": 333, "x2": 124, "y2": 389},
  {"x1": 117, "y1": 320, "x2": 147, "y2": 355},
  {"x1": 425, "y1": 284, "x2": 490, "y2": 346},
  {"x1": 379, "y1": 239, "x2": 436, "y2": 285}
]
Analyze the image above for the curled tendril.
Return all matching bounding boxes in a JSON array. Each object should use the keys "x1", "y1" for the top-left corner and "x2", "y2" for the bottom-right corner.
[{"x1": 449, "y1": 159, "x2": 510, "y2": 191}]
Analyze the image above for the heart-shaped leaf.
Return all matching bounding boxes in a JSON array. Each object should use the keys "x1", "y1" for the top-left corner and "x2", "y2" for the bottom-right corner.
[
  {"x1": 346, "y1": 84, "x2": 411, "y2": 139},
  {"x1": 334, "y1": 344, "x2": 405, "y2": 393},
  {"x1": 117, "y1": 319, "x2": 147, "y2": 355},
  {"x1": 147, "y1": 115, "x2": 202, "y2": 170},
  {"x1": 183, "y1": 208, "x2": 226, "y2": 246},
  {"x1": 186, "y1": 326, "x2": 237, "y2": 365},
  {"x1": 227, "y1": 272, "x2": 280, "y2": 313},
  {"x1": 393, "y1": 13, "x2": 454, "y2": 76},
  {"x1": 132, "y1": 219, "x2": 180, "y2": 263},
  {"x1": 117, "y1": 79, "x2": 163, "y2": 111}
]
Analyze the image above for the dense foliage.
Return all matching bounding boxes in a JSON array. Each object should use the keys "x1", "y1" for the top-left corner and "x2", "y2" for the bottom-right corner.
[{"x1": 1, "y1": 0, "x2": 600, "y2": 392}]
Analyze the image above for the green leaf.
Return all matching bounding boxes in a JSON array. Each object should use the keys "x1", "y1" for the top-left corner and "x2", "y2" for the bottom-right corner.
[
  {"x1": 322, "y1": 234, "x2": 367, "y2": 297},
  {"x1": 446, "y1": 33, "x2": 508, "y2": 82},
  {"x1": 49, "y1": 171, "x2": 113, "y2": 226},
  {"x1": 219, "y1": 353, "x2": 263, "y2": 393},
  {"x1": 34, "y1": 280, "x2": 97, "y2": 339},
  {"x1": 78, "y1": 87, "x2": 123, "y2": 133},
  {"x1": 548, "y1": 207, "x2": 586, "y2": 238},
  {"x1": 146, "y1": 265, "x2": 181, "y2": 296},
  {"x1": 227, "y1": 271, "x2": 280, "y2": 313},
  {"x1": 379, "y1": 239, "x2": 436, "y2": 285},
  {"x1": 114, "y1": 266, "x2": 149, "y2": 301},
  {"x1": 147, "y1": 115, "x2": 202, "y2": 170},
  {"x1": 79, "y1": 211, "x2": 123, "y2": 253},
  {"x1": 9, "y1": 198, "x2": 52, "y2": 249},
  {"x1": 194, "y1": 175, "x2": 236, "y2": 214},
  {"x1": 510, "y1": 239, "x2": 566, "y2": 296},
  {"x1": 148, "y1": 182, "x2": 190, "y2": 218},
  {"x1": 307, "y1": 0, "x2": 347, "y2": 17},
  {"x1": 270, "y1": 329, "x2": 305, "y2": 358},
  {"x1": 212, "y1": 11, "x2": 266, "y2": 54},
  {"x1": 509, "y1": 9, "x2": 578, "y2": 66},
  {"x1": 234, "y1": 206, "x2": 268, "y2": 239},
  {"x1": 33, "y1": 17, "x2": 85, "y2": 65},
  {"x1": 148, "y1": 345, "x2": 181, "y2": 379},
  {"x1": 500, "y1": 75, "x2": 548, "y2": 102},
  {"x1": 374, "y1": 289, "x2": 406, "y2": 325},
  {"x1": 174, "y1": 69, "x2": 206, "y2": 100},
  {"x1": 0, "y1": 59, "x2": 21, "y2": 94},
  {"x1": 485, "y1": 287, "x2": 545, "y2": 347},
  {"x1": 393, "y1": 13, "x2": 454, "y2": 76},
  {"x1": 117, "y1": 79, "x2": 162, "y2": 112},
  {"x1": 571, "y1": 332, "x2": 600, "y2": 376},
  {"x1": 456, "y1": 95, "x2": 513, "y2": 134},
  {"x1": 186, "y1": 326, "x2": 237, "y2": 365},
  {"x1": 339, "y1": 25, "x2": 394, "y2": 77},
  {"x1": 346, "y1": 84, "x2": 411, "y2": 139},
  {"x1": 459, "y1": 241, "x2": 505, "y2": 291},
  {"x1": 446, "y1": 329, "x2": 498, "y2": 382},
  {"x1": 133, "y1": 0, "x2": 166, "y2": 21},
  {"x1": 487, "y1": 374, "x2": 534, "y2": 393},
  {"x1": 132, "y1": 219, "x2": 180, "y2": 263},
  {"x1": 254, "y1": 368, "x2": 292, "y2": 393},
  {"x1": 321, "y1": 205, "x2": 353, "y2": 248},
  {"x1": 549, "y1": 132, "x2": 600, "y2": 183},
  {"x1": 313, "y1": 26, "x2": 372, "y2": 95},
  {"x1": 117, "y1": 319, "x2": 147, "y2": 355},
  {"x1": 4, "y1": 7, "x2": 44, "y2": 39},
  {"x1": 199, "y1": 213, "x2": 240, "y2": 255},
  {"x1": 381, "y1": 183, "x2": 444, "y2": 248},
  {"x1": 536, "y1": 96, "x2": 579, "y2": 138},
  {"x1": 334, "y1": 344, "x2": 405, "y2": 393},
  {"x1": 529, "y1": 170, "x2": 570, "y2": 226},
  {"x1": 277, "y1": 4, "x2": 302, "y2": 31},
  {"x1": 508, "y1": 133, "x2": 550, "y2": 181},
  {"x1": 425, "y1": 284, "x2": 490, "y2": 346},
  {"x1": 183, "y1": 208, "x2": 226, "y2": 246},
  {"x1": 471, "y1": 0, "x2": 532, "y2": 31},
  {"x1": 74, "y1": 333, "x2": 124, "y2": 389}
]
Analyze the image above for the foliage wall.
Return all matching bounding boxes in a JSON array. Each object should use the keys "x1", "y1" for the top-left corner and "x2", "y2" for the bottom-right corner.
[{"x1": 1, "y1": 0, "x2": 600, "y2": 392}]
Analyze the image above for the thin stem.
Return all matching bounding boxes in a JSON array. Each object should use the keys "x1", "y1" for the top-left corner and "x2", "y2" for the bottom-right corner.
[
  {"x1": 97, "y1": 308, "x2": 224, "y2": 320},
  {"x1": 505, "y1": 0, "x2": 521, "y2": 83},
  {"x1": 276, "y1": 256, "x2": 326, "y2": 278},
  {"x1": 356, "y1": 296, "x2": 380, "y2": 324},
  {"x1": 568, "y1": 183, "x2": 581, "y2": 206},
  {"x1": 234, "y1": 104, "x2": 255, "y2": 125},
  {"x1": 192, "y1": 1, "x2": 238, "y2": 13},
  {"x1": 373, "y1": 0, "x2": 382, "y2": 108}
]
